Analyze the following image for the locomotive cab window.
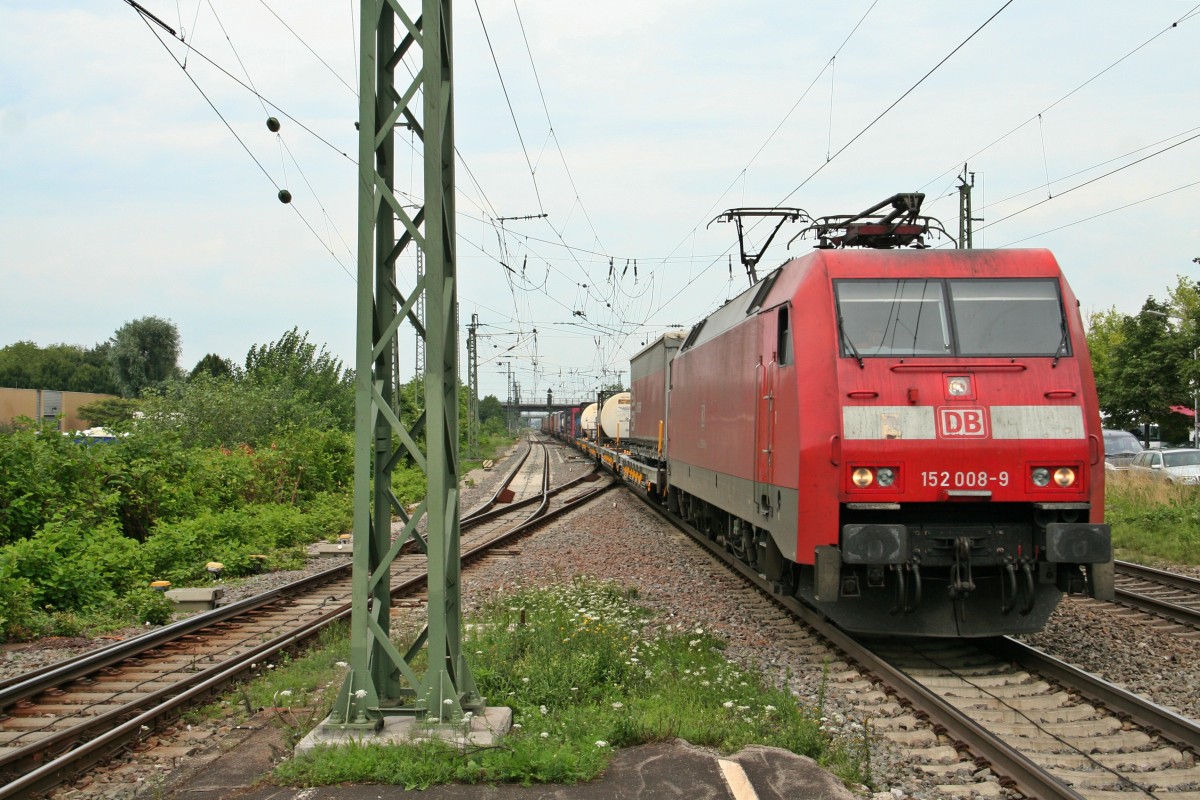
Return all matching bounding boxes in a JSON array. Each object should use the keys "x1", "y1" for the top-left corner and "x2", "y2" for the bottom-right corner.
[
  {"x1": 835, "y1": 278, "x2": 1068, "y2": 359},
  {"x1": 948, "y1": 279, "x2": 1067, "y2": 357},
  {"x1": 834, "y1": 279, "x2": 950, "y2": 357}
]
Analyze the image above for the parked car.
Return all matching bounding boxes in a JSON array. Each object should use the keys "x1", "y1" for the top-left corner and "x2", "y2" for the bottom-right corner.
[
  {"x1": 1103, "y1": 429, "x2": 1143, "y2": 471},
  {"x1": 1128, "y1": 447, "x2": 1200, "y2": 485}
]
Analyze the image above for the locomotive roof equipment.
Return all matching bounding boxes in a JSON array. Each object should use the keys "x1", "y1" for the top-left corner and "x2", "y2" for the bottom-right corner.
[
  {"x1": 708, "y1": 207, "x2": 810, "y2": 284},
  {"x1": 790, "y1": 192, "x2": 954, "y2": 250}
]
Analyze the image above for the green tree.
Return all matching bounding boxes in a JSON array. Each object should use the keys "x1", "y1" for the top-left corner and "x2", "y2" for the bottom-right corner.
[
  {"x1": 478, "y1": 394, "x2": 504, "y2": 425},
  {"x1": 0, "y1": 341, "x2": 41, "y2": 388},
  {"x1": 108, "y1": 316, "x2": 181, "y2": 397},
  {"x1": 1085, "y1": 307, "x2": 1127, "y2": 405},
  {"x1": 245, "y1": 328, "x2": 354, "y2": 430},
  {"x1": 76, "y1": 397, "x2": 143, "y2": 430},
  {"x1": 141, "y1": 374, "x2": 338, "y2": 447},
  {"x1": 1101, "y1": 298, "x2": 1193, "y2": 443},
  {"x1": 0, "y1": 341, "x2": 118, "y2": 394},
  {"x1": 190, "y1": 353, "x2": 236, "y2": 380}
]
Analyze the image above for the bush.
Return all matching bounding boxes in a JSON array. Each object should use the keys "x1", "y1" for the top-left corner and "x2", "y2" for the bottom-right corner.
[
  {"x1": 114, "y1": 587, "x2": 176, "y2": 626},
  {"x1": 142, "y1": 503, "x2": 338, "y2": 584},
  {"x1": 0, "y1": 519, "x2": 146, "y2": 613},
  {"x1": 0, "y1": 562, "x2": 39, "y2": 640},
  {"x1": 0, "y1": 421, "x2": 103, "y2": 544}
]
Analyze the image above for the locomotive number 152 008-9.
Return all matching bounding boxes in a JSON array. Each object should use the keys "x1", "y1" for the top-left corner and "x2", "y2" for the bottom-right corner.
[{"x1": 920, "y1": 470, "x2": 1009, "y2": 488}]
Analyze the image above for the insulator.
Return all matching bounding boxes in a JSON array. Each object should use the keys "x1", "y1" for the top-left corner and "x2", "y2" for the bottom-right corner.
[
  {"x1": 266, "y1": 116, "x2": 281, "y2": 132},
  {"x1": 278, "y1": 189, "x2": 292, "y2": 204}
]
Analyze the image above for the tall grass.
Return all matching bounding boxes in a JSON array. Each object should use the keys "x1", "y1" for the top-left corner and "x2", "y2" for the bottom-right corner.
[
  {"x1": 275, "y1": 578, "x2": 870, "y2": 790},
  {"x1": 1105, "y1": 472, "x2": 1200, "y2": 564}
]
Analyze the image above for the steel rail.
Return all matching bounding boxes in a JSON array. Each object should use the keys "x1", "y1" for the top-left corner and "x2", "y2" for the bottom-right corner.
[
  {"x1": 0, "y1": 561, "x2": 352, "y2": 700},
  {"x1": 1116, "y1": 560, "x2": 1200, "y2": 593},
  {"x1": 0, "y1": 465, "x2": 615, "y2": 800},
  {"x1": 987, "y1": 636, "x2": 1200, "y2": 752},
  {"x1": 1112, "y1": 588, "x2": 1200, "y2": 627},
  {"x1": 631, "y1": 492, "x2": 1087, "y2": 800},
  {"x1": 0, "y1": 452, "x2": 595, "y2": 707},
  {"x1": 1113, "y1": 560, "x2": 1200, "y2": 628},
  {"x1": 461, "y1": 438, "x2": 533, "y2": 521}
]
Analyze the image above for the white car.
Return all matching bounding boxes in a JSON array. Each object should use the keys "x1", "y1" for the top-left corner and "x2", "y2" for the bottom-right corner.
[{"x1": 1128, "y1": 448, "x2": 1200, "y2": 485}]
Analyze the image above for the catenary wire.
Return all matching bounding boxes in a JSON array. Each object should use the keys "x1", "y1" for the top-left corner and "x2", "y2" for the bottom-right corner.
[{"x1": 919, "y1": 2, "x2": 1200, "y2": 195}]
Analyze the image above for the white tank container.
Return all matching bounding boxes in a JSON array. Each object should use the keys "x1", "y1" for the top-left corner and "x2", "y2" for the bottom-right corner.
[
  {"x1": 600, "y1": 392, "x2": 631, "y2": 441},
  {"x1": 581, "y1": 403, "x2": 599, "y2": 438}
]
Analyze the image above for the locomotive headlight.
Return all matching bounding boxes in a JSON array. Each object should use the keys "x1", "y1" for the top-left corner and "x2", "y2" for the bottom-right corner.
[
  {"x1": 876, "y1": 467, "x2": 897, "y2": 487},
  {"x1": 852, "y1": 468, "x2": 874, "y2": 487},
  {"x1": 1031, "y1": 467, "x2": 1051, "y2": 487},
  {"x1": 947, "y1": 376, "x2": 972, "y2": 396},
  {"x1": 1053, "y1": 467, "x2": 1076, "y2": 487}
]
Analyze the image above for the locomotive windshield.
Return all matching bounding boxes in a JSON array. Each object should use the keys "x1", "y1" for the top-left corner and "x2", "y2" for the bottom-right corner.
[
  {"x1": 836, "y1": 278, "x2": 1067, "y2": 358},
  {"x1": 836, "y1": 279, "x2": 950, "y2": 356},
  {"x1": 947, "y1": 279, "x2": 1066, "y2": 357}
]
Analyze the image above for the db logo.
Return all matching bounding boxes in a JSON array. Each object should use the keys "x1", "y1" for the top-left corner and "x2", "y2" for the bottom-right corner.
[{"x1": 938, "y1": 407, "x2": 989, "y2": 438}]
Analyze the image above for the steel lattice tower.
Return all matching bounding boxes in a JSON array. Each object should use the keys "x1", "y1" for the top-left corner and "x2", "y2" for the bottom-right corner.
[{"x1": 325, "y1": 0, "x2": 481, "y2": 731}]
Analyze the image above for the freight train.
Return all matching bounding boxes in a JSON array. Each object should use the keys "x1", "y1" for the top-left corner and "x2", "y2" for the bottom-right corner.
[{"x1": 545, "y1": 197, "x2": 1112, "y2": 637}]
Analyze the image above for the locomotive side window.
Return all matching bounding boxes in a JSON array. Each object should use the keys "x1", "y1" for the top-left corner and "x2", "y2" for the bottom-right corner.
[
  {"x1": 948, "y1": 279, "x2": 1066, "y2": 357},
  {"x1": 834, "y1": 280, "x2": 950, "y2": 357},
  {"x1": 777, "y1": 306, "x2": 792, "y2": 365}
]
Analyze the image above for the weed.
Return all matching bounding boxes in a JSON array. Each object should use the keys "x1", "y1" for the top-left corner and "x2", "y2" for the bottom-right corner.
[
  {"x1": 1106, "y1": 472, "x2": 1200, "y2": 564},
  {"x1": 275, "y1": 578, "x2": 868, "y2": 790}
]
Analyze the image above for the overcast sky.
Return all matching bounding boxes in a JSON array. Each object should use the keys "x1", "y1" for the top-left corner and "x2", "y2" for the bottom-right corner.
[{"x1": 3, "y1": 1, "x2": 1199, "y2": 403}]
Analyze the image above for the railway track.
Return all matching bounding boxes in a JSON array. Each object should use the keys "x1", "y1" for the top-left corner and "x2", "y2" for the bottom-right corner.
[
  {"x1": 0, "y1": 437, "x2": 613, "y2": 799},
  {"x1": 632, "y1": 489, "x2": 1200, "y2": 800},
  {"x1": 1113, "y1": 560, "x2": 1200, "y2": 630}
]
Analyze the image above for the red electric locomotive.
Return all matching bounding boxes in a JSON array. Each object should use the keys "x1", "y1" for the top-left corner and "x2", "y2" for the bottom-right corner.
[{"x1": 655, "y1": 198, "x2": 1112, "y2": 637}]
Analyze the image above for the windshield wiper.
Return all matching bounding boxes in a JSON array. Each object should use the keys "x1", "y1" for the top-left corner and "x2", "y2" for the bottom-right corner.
[
  {"x1": 1051, "y1": 319, "x2": 1069, "y2": 368},
  {"x1": 838, "y1": 315, "x2": 864, "y2": 369}
]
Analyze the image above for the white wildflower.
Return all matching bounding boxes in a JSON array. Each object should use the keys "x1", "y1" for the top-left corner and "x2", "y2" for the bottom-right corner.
[
  {"x1": 335, "y1": 661, "x2": 348, "y2": 668},
  {"x1": 539, "y1": 705, "x2": 548, "y2": 715},
  {"x1": 539, "y1": 731, "x2": 549, "y2": 739},
  {"x1": 354, "y1": 689, "x2": 368, "y2": 699},
  {"x1": 611, "y1": 702, "x2": 623, "y2": 709},
  {"x1": 595, "y1": 740, "x2": 608, "y2": 748},
  {"x1": 723, "y1": 701, "x2": 734, "y2": 708}
]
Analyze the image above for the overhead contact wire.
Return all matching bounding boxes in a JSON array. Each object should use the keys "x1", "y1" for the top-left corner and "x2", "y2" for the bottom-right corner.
[
  {"x1": 778, "y1": 0, "x2": 1014, "y2": 206},
  {"x1": 920, "y1": 2, "x2": 1200, "y2": 194},
  {"x1": 134, "y1": 9, "x2": 355, "y2": 281}
]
